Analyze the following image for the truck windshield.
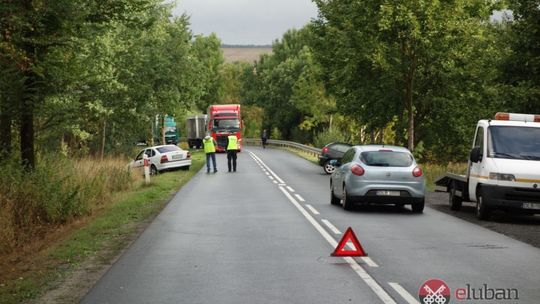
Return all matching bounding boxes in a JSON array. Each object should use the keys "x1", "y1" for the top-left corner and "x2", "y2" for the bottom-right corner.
[
  {"x1": 489, "y1": 126, "x2": 540, "y2": 160},
  {"x1": 213, "y1": 119, "x2": 240, "y2": 131}
]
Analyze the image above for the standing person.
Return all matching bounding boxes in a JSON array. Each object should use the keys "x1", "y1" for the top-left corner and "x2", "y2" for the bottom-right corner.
[
  {"x1": 226, "y1": 134, "x2": 239, "y2": 172},
  {"x1": 261, "y1": 129, "x2": 268, "y2": 149},
  {"x1": 203, "y1": 135, "x2": 217, "y2": 173}
]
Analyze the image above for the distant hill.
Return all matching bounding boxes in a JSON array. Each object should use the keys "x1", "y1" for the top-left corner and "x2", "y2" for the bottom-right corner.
[{"x1": 221, "y1": 45, "x2": 272, "y2": 63}]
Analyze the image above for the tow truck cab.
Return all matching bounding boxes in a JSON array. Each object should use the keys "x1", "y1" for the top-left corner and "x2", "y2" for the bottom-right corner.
[{"x1": 468, "y1": 113, "x2": 540, "y2": 216}]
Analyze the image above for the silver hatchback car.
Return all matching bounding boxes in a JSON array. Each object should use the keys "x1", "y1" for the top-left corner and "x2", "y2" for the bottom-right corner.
[{"x1": 330, "y1": 145, "x2": 425, "y2": 212}]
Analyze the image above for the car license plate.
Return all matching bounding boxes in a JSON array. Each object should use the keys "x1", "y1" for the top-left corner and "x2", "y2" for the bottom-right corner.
[
  {"x1": 376, "y1": 190, "x2": 400, "y2": 196},
  {"x1": 523, "y1": 203, "x2": 540, "y2": 210},
  {"x1": 172, "y1": 155, "x2": 182, "y2": 160}
]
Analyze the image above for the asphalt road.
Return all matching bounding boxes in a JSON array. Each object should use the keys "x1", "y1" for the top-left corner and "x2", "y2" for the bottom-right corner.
[{"x1": 81, "y1": 147, "x2": 540, "y2": 304}]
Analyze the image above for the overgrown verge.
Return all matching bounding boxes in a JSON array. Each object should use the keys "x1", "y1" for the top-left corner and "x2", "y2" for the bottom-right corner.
[
  {"x1": 0, "y1": 152, "x2": 204, "y2": 304},
  {"x1": 0, "y1": 156, "x2": 135, "y2": 255}
]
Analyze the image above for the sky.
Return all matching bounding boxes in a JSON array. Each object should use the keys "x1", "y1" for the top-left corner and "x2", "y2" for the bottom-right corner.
[{"x1": 172, "y1": 0, "x2": 319, "y2": 45}]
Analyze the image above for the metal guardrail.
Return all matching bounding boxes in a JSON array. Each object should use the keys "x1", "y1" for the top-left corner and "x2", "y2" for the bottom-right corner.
[{"x1": 243, "y1": 138, "x2": 321, "y2": 157}]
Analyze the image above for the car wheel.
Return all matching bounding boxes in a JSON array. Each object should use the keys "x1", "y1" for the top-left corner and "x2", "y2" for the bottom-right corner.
[
  {"x1": 411, "y1": 199, "x2": 425, "y2": 213},
  {"x1": 150, "y1": 165, "x2": 158, "y2": 176},
  {"x1": 323, "y1": 161, "x2": 336, "y2": 175},
  {"x1": 330, "y1": 183, "x2": 340, "y2": 205},
  {"x1": 449, "y1": 181, "x2": 463, "y2": 211},
  {"x1": 476, "y1": 190, "x2": 492, "y2": 220},
  {"x1": 342, "y1": 186, "x2": 353, "y2": 211}
]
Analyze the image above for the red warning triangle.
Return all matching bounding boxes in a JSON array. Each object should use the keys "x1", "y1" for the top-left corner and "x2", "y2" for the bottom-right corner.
[{"x1": 331, "y1": 227, "x2": 367, "y2": 257}]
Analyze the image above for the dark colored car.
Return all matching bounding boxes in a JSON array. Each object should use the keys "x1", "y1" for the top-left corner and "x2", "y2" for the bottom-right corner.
[{"x1": 319, "y1": 142, "x2": 352, "y2": 174}]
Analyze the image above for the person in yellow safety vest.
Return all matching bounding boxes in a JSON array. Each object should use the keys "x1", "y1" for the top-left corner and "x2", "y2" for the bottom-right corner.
[
  {"x1": 203, "y1": 135, "x2": 218, "y2": 173},
  {"x1": 225, "y1": 134, "x2": 239, "y2": 172}
]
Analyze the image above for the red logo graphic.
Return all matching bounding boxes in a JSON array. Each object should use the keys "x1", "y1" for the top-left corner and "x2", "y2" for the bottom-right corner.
[{"x1": 419, "y1": 279, "x2": 451, "y2": 304}]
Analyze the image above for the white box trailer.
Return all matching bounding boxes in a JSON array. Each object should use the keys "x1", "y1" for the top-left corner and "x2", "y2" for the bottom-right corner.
[
  {"x1": 186, "y1": 115, "x2": 207, "y2": 149},
  {"x1": 436, "y1": 112, "x2": 540, "y2": 220}
]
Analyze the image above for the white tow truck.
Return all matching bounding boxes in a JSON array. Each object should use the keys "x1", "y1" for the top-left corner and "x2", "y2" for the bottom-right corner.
[{"x1": 435, "y1": 113, "x2": 540, "y2": 220}]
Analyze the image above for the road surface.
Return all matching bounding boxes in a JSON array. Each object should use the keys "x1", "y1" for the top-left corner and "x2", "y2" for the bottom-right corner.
[{"x1": 82, "y1": 147, "x2": 540, "y2": 304}]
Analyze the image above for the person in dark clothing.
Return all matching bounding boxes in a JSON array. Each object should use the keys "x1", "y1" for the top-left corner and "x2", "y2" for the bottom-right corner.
[
  {"x1": 261, "y1": 129, "x2": 268, "y2": 149},
  {"x1": 225, "y1": 134, "x2": 239, "y2": 172}
]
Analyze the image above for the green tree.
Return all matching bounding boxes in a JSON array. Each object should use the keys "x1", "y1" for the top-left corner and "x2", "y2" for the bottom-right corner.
[
  {"x1": 191, "y1": 33, "x2": 224, "y2": 111},
  {"x1": 313, "y1": 0, "x2": 502, "y2": 157},
  {"x1": 0, "y1": 0, "x2": 168, "y2": 165},
  {"x1": 242, "y1": 27, "x2": 335, "y2": 141},
  {"x1": 501, "y1": 0, "x2": 540, "y2": 112}
]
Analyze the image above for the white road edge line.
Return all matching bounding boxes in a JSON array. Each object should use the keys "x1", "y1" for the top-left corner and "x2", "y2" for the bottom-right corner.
[
  {"x1": 305, "y1": 204, "x2": 320, "y2": 215},
  {"x1": 250, "y1": 150, "x2": 381, "y2": 268},
  {"x1": 388, "y1": 283, "x2": 421, "y2": 304},
  {"x1": 321, "y1": 219, "x2": 342, "y2": 235},
  {"x1": 249, "y1": 152, "x2": 286, "y2": 184},
  {"x1": 294, "y1": 194, "x2": 305, "y2": 202},
  {"x1": 286, "y1": 186, "x2": 295, "y2": 192},
  {"x1": 361, "y1": 257, "x2": 379, "y2": 268},
  {"x1": 277, "y1": 186, "x2": 396, "y2": 304},
  {"x1": 273, "y1": 180, "x2": 278, "y2": 184},
  {"x1": 269, "y1": 175, "x2": 275, "y2": 180}
]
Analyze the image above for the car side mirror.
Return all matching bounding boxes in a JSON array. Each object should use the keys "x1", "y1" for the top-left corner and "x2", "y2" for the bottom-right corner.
[
  {"x1": 469, "y1": 146, "x2": 482, "y2": 163},
  {"x1": 329, "y1": 159, "x2": 341, "y2": 167}
]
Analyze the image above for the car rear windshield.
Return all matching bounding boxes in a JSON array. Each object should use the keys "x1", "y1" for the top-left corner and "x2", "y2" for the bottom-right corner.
[
  {"x1": 360, "y1": 151, "x2": 413, "y2": 167},
  {"x1": 331, "y1": 143, "x2": 351, "y2": 153},
  {"x1": 157, "y1": 146, "x2": 180, "y2": 153}
]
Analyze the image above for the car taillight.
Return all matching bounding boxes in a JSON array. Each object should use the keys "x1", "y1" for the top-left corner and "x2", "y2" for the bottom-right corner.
[
  {"x1": 160, "y1": 155, "x2": 168, "y2": 163},
  {"x1": 322, "y1": 147, "x2": 329, "y2": 154},
  {"x1": 351, "y1": 164, "x2": 365, "y2": 176},
  {"x1": 187, "y1": 152, "x2": 191, "y2": 158},
  {"x1": 413, "y1": 166, "x2": 423, "y2": 177}
]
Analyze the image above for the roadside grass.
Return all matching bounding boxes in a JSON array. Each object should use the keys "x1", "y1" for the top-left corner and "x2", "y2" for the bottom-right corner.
[
  {"x1": 278, "y1": 146, "x2": 319, "y2": 165},
  {"x1": 277, "y1": 145, "x2": 467, "y2": 192},
  {"x1": 0, "y1": 152, "x2": 204, "y2": 304},
  {"x1": 423, "y1": 163, "x2": 468, "y2": 191}
]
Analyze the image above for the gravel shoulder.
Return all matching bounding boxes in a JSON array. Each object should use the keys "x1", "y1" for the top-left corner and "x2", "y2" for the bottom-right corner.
[{"x1": 427, "y1": 192, "x2": 540, "y2": 248}]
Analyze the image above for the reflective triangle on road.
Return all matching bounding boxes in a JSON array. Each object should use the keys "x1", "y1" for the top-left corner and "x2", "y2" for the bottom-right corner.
[{"x1": 331, "y1": 227, "x2": 367, "y2": 257}]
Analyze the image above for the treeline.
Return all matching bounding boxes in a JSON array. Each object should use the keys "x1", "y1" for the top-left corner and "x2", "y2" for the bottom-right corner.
[
  {"x1": 238, "y1": 0, "x2": 540, "y2": 162},
  {"x1": 0, "y1": 0, "x2": 223, "y2": 166}
]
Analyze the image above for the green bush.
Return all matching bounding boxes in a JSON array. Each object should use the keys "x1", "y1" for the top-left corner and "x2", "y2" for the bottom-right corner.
[{"x1": 313, "y1": 128, "x2": 348, "y2": 148}]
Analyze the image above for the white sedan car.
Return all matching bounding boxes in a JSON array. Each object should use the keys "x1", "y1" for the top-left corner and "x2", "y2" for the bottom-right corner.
[{"x1": 130, "y1": 145, "x2": 191, "y2": 175}]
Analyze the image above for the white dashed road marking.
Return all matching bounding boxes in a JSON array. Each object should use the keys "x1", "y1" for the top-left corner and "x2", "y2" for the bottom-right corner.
[
  {"x1": 388, "y1": 283, "x2": 420, "y2": 304},
  {"x1": 321, "y1": 219, "x2": 342, "y2": 235},
  {"x1": 294, "y1": 194, "x2": 305, "y2": 202},
  {"x1": 305, "y1": 204, "x2": 320, "y2": 215}
]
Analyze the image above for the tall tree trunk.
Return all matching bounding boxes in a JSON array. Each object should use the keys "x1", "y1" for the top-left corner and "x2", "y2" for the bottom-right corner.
[
  {"x1": 0, "y1": 104, "x2": 12, "y2": 157},
  {"x1": 406, "y1": 78, "x2": 414, "y2": 151},
  {"x1": 402, "y1": 41, "x2": 417, "y2": 152},
  {"x1": 101, "y1": 119, "x2": 107, "y2": 160},
  {"x1": 20, "y1": 83, "x2": 35, "y2": 169},
  {"x1": 20, "y1": 0, "x2": 36, "y2": 169},
  {"x1": 329, "y1": 114, "x2": 333, "y2": 131},
  {"x1": 161, "y1": 116, "x2": 166, "y2": 145}
]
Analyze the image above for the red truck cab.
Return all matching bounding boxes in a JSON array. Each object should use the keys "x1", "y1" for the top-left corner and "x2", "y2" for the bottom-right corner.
[{"x1": 207, "y1": 104, "x2": 242, "y2": 152}]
